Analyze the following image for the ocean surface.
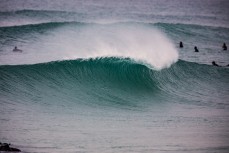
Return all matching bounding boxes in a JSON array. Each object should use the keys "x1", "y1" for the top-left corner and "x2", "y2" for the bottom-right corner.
[{"x1": 0, "y1": 0, "x2": 229, "y2": 153}]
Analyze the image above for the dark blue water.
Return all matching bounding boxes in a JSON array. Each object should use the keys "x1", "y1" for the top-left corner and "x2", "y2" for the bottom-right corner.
[{"x1": 0, "y1": 0, "x2": 229, "y2": 153}]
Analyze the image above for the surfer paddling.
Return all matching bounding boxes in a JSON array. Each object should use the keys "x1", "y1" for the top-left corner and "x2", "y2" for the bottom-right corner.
[
  {"x1": 0, "y1": 142, "x2": 21, "y2": 152},
  {"x1": 13, "y1": 46, "x2": 22, "y2": 52},
  {"x1": 212, "y1": 61, "x2": 220, "y2": 67},
  {"x1": 212, "y1": 61, "x2": 229, "y2": 67}
]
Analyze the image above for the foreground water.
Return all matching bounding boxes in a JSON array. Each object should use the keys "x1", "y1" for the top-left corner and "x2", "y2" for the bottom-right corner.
[{"x1": 0, "y1": 0, "x2": 229, "y2": 153}]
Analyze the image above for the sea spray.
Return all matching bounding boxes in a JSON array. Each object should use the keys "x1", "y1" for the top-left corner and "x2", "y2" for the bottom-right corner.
[{"x1": 0, "y1": 22, "x2": 178, "y2": 69}]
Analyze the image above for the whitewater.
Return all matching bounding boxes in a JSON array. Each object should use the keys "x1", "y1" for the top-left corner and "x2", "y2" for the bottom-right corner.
[
  {"x1": 0, "y1": 0, "x2": 229, "y2": 153},
  {"x1": 0, "y1": 22, "x2": 178, "y2": 69}
]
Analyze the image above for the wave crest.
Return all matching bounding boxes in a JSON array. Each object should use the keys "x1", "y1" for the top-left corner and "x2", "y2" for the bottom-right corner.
[{"x1": 0, "y1": 22, "x2": 178, "y2": 70}]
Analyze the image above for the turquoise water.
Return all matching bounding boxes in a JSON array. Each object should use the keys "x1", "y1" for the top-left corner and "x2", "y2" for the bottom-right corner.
[{"x1": 0, "y1": 0, "x2": 229, "y2": 153}]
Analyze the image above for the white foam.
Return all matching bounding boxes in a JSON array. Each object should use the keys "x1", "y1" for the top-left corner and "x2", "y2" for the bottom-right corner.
[{"x1": 0, "y1": 23, "x2": 178, "y2": 70}]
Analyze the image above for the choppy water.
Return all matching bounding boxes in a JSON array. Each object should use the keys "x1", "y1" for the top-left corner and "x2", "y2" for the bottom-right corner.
[{"x1": 0, "y1": 0, "x2": 229, "y2": 153}]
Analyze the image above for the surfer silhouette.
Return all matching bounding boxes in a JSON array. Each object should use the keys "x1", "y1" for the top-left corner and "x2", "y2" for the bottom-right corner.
[
  {"x1": 179, "y1": 41, "x2": 183, "y2": 48},
  {"x1": 212, "y1": 61, "x2": 220, "y2": 67},
  {"x1": 194, "y1": 46, "x2": 199, "y2": 52},
  {"x1": 212, "y1": 61, "x2": 229, "y2": 67},
  {"x1": 222, "y1": 43, "x2": 227, "y2": 50},
  {"x1": 13, "y1": 46, "x2": 22, "y2": 52}
]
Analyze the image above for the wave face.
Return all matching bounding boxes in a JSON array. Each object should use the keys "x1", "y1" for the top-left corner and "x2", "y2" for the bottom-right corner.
[{"x1": 1, "y1": 58, "x2": 228, "y2": 109}]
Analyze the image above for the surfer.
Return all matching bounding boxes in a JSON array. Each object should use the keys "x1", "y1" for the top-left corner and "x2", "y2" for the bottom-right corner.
[
  {"x1": 212, "y1": 61, "x2": 220, "y2": 67},
  {"x1": 13, "y1": 46, "x2": 22, "y2": 52},
  {"x1": 194, "y1": 46, "x2": 199, "y2": 52},
  {"x1": 222, "y1": 43, "x2": 227, "y2": 50},
  {"x1": 0, "y1": 142, "x2": 21, "y2": 152},
  {"x1": 179, "y1": 41, "x2": 183, "y2": 48},
  {"x1": 212, "y1": 61, "x2": 229, "y2": 67}
]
